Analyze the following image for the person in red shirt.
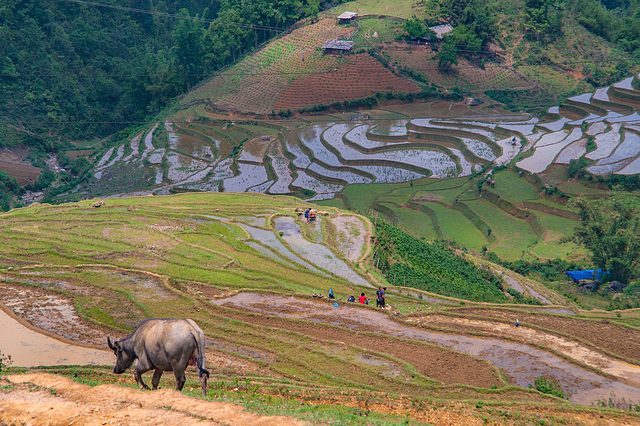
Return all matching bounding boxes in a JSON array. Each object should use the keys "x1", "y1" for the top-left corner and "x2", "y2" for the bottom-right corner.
[{"x1": 358, "y1": 292, "x2": 367, "y2": 304}]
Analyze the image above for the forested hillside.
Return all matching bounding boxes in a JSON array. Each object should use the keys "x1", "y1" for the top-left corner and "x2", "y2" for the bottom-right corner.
[
  {"x1": 0, "y1": 0, "x2": 332, "y2": 140},
  {"x1": 2, "y1": 0, "x2": 638, "y2": 142}
]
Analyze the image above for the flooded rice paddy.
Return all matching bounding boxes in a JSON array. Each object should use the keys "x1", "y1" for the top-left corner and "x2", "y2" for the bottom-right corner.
[
  {"x1": 93, "y1": 76, "x2": 639, "y2": 201},
  {"x1": 214, "y1": 293, "x2": 640, "y2": 406},
  {"x1": 0, "y1": 308, "x2": 113, "y2": 367},
  {"x1": 274, "y1": 216, "x2": 371, "y2": 286}
]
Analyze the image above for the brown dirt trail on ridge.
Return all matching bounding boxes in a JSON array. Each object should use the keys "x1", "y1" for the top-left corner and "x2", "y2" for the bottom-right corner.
[{"x1": 0, "y1": 374, "x2": 301, "y2": 425}]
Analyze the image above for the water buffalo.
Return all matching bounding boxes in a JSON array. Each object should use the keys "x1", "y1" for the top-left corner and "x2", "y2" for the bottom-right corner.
[{"x1": 107, "y1": 318, "x2": 210, "y2": 396}]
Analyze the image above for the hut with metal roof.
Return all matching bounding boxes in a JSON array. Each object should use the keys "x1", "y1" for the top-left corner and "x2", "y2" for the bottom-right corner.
[
  {"x1": 321, "y1": 40, "x2": 355, "y2": 55},
  {"x1": 337, "y1": 11, "x2": 358, "y2": 24}
]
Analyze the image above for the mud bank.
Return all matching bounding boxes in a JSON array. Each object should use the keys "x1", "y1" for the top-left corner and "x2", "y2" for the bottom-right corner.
[
  {"x1": 0, "y1": 307, "x2": 113, "y2": 367},
  {"x1": 213, "y1": 293, "x2": 640, "y2": 406}
]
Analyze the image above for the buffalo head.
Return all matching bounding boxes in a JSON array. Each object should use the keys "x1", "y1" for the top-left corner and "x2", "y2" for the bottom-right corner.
[{"x1": 107, "y1": 337, "x2": 135, "y2": 374}]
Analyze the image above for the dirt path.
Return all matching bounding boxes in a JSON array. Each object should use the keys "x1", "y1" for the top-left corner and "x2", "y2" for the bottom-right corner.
[{"x1": 0, "y1": 374, "x2": 302, "y2": 425}]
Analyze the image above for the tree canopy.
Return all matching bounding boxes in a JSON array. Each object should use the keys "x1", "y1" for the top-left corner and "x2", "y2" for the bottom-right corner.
[
  {"x1": 570, "y1": 194, "x2": 640, "y2": 284},
  {"x1": 0, "y1": 0, "x2": 340, "y2": 140}
]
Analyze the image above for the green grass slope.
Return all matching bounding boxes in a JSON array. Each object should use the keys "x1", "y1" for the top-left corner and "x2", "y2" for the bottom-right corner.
[{"x1": 3, "y1": 192, "x2": 640, "y2": 423}]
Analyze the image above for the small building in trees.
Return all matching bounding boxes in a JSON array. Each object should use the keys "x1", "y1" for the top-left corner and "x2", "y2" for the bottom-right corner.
[
  {"x1": 337, "y1": 11, "x2": 358, "y2": 24},
  {"x1": 321, "y1": 40, "x2": 355, "y2": 55},
  {"x1": 566, "y1": 269, "x2": 603, "y2": 284},
  {"x1": 429, "y1": 24, "x2": 454, "y2": 39}
]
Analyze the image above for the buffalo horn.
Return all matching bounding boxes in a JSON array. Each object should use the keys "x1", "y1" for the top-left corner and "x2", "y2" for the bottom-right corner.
[{"x1": 107, "y1": 336, "x2": 116, "y2": 350}]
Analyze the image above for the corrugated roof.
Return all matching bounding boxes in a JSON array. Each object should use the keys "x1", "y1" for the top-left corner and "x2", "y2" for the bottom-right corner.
[
  {"x1": 322, "y1": 40, "x2": 355, "y2": 50},
  {"x1": 338, "y1": 11, "x2": 358, "y2": 20},
  {"x1": 429, "y1": 24, "x2": 454, "y2": 39}
]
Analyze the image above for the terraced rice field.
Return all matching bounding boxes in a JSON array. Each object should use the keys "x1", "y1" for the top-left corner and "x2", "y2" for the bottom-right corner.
[
  {"x1": 90, "y1": 76, "x2": 639, "y2": 226},
  {"x1": 181, "y1": 19, "x2": 344, "y2": 114},
  {"x1": 467, "y1": 200, "x2": 538, "y2": 260},
  {"x1": 273, "y1": 54, "x2": 420, "y2": 110},
  {"x1": 386, "y1": 49, "x2": 535, "y2": 91}
]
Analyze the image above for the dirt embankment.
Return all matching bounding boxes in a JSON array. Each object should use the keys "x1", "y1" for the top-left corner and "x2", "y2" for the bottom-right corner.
[
  {"x1": 0, "y1": 374, "x2": 302, "y2": 426},
  {"x1": 421, "y1": 308, "x2": 640, "y2": 364},
  {"x1": 216, "y1": 302, "x2": 502, "y2": 389}
]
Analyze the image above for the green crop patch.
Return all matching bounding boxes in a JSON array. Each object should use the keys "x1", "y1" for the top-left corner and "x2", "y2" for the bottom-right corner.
[
  {"x1": 373, "y1": 220, "x2": 509, "y2": 303},
  {"x1": 491, "y1": 171, "x2": 540, "y2": 203},
  {"x1": 424, "y1": 202, "x2": 487, "y2": 252},
  {"x1": 466, "y1": 200, "x2": 538, "y2": 261}
]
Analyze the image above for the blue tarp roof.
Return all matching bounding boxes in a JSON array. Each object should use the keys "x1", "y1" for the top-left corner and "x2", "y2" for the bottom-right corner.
[{"x1": 566, "y1": 269, "x2": 603, "y2": 281}]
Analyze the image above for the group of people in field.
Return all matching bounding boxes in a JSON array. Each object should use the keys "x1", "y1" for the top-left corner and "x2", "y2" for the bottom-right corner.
[
  {"x1": 332, "y1": 286, "x2": 387, "y2": 309},
  {"x1": 304, "y1": 208, "x2": 316, "y2": 223}
]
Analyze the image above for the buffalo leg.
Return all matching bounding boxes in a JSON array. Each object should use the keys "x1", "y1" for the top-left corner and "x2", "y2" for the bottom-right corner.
[
  {"x1": 134, "y1": 367, "x2": 151, "y2": 390},
  {"x1": 151, "y1": 369, "x2": 163, "y2": 390},
  {"x1": 173, "y1": 367, "x2": 187, "y2": 391},
  {"x1": 200, "y1": 374, "x2": 208, "y2": 397}
]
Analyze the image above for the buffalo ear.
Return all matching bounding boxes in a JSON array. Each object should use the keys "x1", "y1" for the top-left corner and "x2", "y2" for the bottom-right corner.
[{"x1": 107, "y1": 337, "x2": 116, "y2": 350}]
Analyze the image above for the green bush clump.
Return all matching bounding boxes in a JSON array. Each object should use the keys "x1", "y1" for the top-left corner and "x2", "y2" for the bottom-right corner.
[
  {"x1": 0, "y1": 350, "x2": 11, "y2": 372},
  {"x1": 530, "y1": 377, "x2": 566, "y2": 399},
  {"x1": 373, "y1": 220, "x2": 508, "y2": 303},
  {"x1": 499, "y1": 258, "x2": 584, "y2": 282}
]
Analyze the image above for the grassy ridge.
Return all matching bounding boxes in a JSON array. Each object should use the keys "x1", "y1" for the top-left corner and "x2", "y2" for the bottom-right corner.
[{"x1": 339, "y1": 170, "x2": 582, "y2": 261}]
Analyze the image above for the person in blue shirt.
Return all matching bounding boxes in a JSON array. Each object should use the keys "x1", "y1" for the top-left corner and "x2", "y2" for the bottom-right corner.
[{"x1": 376, "y1": 287, "x2": 385, "y2": 309}]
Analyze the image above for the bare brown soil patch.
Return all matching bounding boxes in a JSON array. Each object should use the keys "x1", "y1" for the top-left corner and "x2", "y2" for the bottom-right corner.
[
  {"x1": 420, "y1": 308, "x2": 640, "y2": 365},
  {"x1": 186, "y1": 282, "x2": 231, "y2": 299},
  {"x1": 0, "y1": 158, "x2": 41, "y2": 186},
  {"x1": 215, "y1": 303, "x2": 501, "y2": 388},
  {"x1": 0, "y1": 374, "x2": 302, "y2": 425},
  {"x1": 239, "y1": 135, "x2": 275, "y2": 163},
  {"x1": 273, "y1": 54, "x2": 420, "y2": 110},
  {"x1": 0, "y1": 282, "x2": 115, "y2": 347},
  {"x1": 66, "y1": 149, "x2": 94, "y2": 159}
]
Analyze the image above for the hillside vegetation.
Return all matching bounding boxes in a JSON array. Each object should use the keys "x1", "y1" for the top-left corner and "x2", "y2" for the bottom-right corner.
[
  {"x1": 2, "y1": 0, "x2": 640, "y2": 212},
  {"x1": 2, "y1": 192, "x2": 640, "y2": 423},
  {"x1": 183, "y1": 0, "x2": 640, "y2": 114}
]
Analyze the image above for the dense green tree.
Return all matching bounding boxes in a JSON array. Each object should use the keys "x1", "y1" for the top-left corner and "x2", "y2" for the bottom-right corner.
[
  {"x1": 437, "y1": 42, "x2": 459, "y2": 67},
  {"x1": 0, "y1": 0, "x2": 330, "y2": 143},
  {"x1": 404, "y1": 16, "x2": 427, "y2": 38},
  {"x1": 569, "y1": 194, "x2": 640, "y2": 284},
  {"x1": 524, "y1": 0, "x2": 564, "y2": 42},
  {"x1": 172, "y1": 10, "x2": 205, "y2": 88}
]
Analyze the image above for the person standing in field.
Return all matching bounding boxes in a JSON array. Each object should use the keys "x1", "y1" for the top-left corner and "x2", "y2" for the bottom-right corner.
[{"x1": 376, "y1": 287, "x2": 385, "y2": 309}]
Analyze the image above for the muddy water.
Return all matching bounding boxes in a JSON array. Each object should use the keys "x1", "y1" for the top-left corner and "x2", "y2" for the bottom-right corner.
[
  {"x1": 0, "y1": 308, "x2": 113, "y2": 367},
  {"x1": 239, "y1": 223, "x2": 325, "y2": 275},
  {"x1": 214, "y1": 293, "x2": 640, "y2": 406},
  {"x1": 274, "y1": 217, "x2": 371, "y2": 287}
]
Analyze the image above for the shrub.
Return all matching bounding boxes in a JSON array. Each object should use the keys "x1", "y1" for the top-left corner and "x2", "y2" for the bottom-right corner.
[
  {"x1": 530, "y1": 377, "x2": 566, "y2": 399},
  {"x1": 0, "y1": 350, "x2": 11, "y2": 372}
]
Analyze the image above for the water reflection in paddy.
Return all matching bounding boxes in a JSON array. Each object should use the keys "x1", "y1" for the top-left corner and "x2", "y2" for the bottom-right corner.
[
  {"x1": 214, "y1": 293, "x2": 640, "y2": 406},
  {"x1": 0, "y1": 308, "x2": 113, "y2": 367}
]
